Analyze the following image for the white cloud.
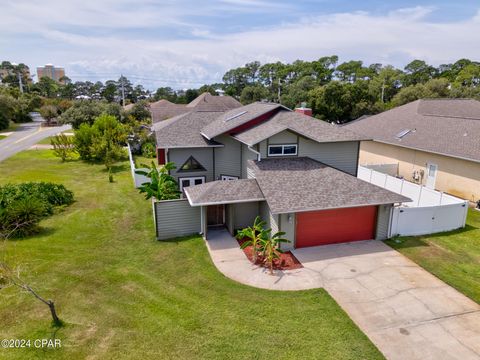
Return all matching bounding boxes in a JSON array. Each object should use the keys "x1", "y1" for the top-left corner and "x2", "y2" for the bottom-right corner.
[{"x1": 2, "y1": 3, "x2": 480, "y2": 89}]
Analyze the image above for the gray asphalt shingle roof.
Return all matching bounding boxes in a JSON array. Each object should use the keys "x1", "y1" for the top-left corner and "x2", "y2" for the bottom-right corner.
[
  {"x1": 233, "y1": 110, "x2": 367, "y2": 145},
  {"x1": 154, "y1": 111, "x2": 224, "y2": 148},
  {"x1": 201, "y1": 102, "x2": 283, "y2": 139},
  {"x1": 345, "y1": 99, "x2": 480, "y2": 163},
  {"x1": 150, "y1": 93, "x2": 242, "y2": 123},
  {"x1": 249, "y1": 157, "x2": 410, "y2": 214},
  {"x1": 185, "y1": 179, "x2": 265, "y2": 206}
]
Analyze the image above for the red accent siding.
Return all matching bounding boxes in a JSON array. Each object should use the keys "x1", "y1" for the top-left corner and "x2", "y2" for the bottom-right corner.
[
  {"x1": 229, "y1": 108, "x2": 280, "y2": 135},
  {"x1": 157, "y1": 148, "x2": 166, "y2": 165},
  {"x1": 295, "y1": 206, "x2": 377, "y2": 248}
]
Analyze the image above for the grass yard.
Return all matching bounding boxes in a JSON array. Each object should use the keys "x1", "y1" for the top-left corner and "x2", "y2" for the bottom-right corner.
[
  {"x1": 387, "y1": 209, "x2": 480, "y2": 304},
  {"x1": 0, "y1": 150, "x2": 383, "y2": 360},
  {"x1": 0, "y1": 135, "x2": 6, "y2": 140},
  {"x1": 36, "y1": 133, "x2": 74, "y2": 145},
  {"x1": 134, "y1": 155, "x2": 156, "y2": 168}
]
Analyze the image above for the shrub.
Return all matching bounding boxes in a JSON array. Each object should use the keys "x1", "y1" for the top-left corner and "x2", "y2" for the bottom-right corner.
[
  {"x1": 0, "y1": 112, "x2": 9, "y2": 131},
  {"x1": 0, "y1": 182, "x2": 74, "y2": 216},
  {"x1": 141, "y1": 142, "x2": 156, "y2": 158},
  {"x1": 0, "y1": 197, "x2": 46, "y2": 238},
  {"x1": 51, "y1": 133, "x2": 76, "y2": 161},
  {"x1": 0, "y1": 182, "x2": 74, "y2": 238}
]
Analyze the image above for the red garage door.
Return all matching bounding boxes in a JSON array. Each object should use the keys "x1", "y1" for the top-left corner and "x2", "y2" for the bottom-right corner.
[{"x1": 296, "y1": 206, "x2": 377, "y2": 248}]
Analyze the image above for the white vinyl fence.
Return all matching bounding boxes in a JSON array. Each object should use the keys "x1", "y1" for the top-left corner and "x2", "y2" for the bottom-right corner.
[
  {"x1": 126, "y1": 143, "x2": 150, "y2": 188},
  {"x1": 358, "y1": 166, "x2": 468, "y2": 237}
]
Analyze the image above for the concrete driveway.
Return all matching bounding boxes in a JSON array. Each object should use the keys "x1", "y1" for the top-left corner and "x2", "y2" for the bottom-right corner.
[
  {"x1": 293, "y1": 241, "x2": 480, "y2": 360},
  {"x1": 205, "y1": 229, "x2": 480, "y2": 359},
  {"x1": 0, "y1": 120, "x2": 71, "y2": 162}
]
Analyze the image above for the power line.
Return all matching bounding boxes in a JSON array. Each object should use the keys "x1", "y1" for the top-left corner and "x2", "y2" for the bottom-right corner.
[{"x1": 66, "y1": 72, "x2": 222, "y2": 85}]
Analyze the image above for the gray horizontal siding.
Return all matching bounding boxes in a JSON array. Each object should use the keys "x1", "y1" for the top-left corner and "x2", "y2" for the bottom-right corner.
[
  {"x1": 298, "y1": 139, "x2": 359, "y2": 176},
  {"x1": 241, "y1": 143, "x2": 258, "y2": 179},
  {"x1": 375, "y1": 204, "x2": 392, "y2": 240},
  {"x1": 257, "y1": 131, "x2": 359, "y2": 176},
  {"x1": 233, "y1": 202, "x2": 260, "y2": 229},
  {"x1": 155, "y1": 199, "x2": 201, "y2": 240},
  {"x1": 214, "y1": 134, "x2": 242, "y2": 179},
  {"x1": 168, "y1": 148, "x2": 214, "y2": 182}
]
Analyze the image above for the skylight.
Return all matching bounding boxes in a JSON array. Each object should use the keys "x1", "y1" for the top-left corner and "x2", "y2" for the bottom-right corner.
[
  {"x1": 225, "y1": 110, "x2": 247, "y2": 122},
  {"x1": 395, "y1": 129, "x2": 411, "y2": 139}
]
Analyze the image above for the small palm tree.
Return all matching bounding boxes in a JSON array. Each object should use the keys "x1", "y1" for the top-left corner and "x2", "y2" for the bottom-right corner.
[
  {"x1": 236, "y1": 216, "x2": 266, "y2": 263},
  {"x1": 258, "y1": 230, "x2": 290, "y2": 275},
  {"x1": 136, "y1": 161, "x2": 180, "y2": 200}
]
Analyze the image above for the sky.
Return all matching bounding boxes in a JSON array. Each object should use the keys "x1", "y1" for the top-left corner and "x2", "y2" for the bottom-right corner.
[{"x1": 1, "y1": 0, "x2": 480, "y2": 89}]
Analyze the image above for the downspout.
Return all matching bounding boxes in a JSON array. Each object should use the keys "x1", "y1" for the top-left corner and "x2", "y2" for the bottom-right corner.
[{"x1": 248, "y1": 145, "x2": 261, "y2": 161}]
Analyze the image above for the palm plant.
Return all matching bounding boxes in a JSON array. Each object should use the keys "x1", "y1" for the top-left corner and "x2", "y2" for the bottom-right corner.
[
  {"x1": 236, "y1": 216, "x2": 266, "y2": 263},
  {"x1": 136, "y1": 161, "x2": 180, "y2": 200},
  {"x1": 258, "y1": 230, "x2": 290, "y2": 275}
]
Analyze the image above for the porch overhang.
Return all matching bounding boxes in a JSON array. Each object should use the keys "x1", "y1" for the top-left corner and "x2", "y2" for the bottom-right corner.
[{"x1": 184, "y1": 179, "x2": 265, "y2": 207}]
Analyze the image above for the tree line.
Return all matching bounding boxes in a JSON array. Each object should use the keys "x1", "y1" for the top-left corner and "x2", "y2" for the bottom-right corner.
[
  {"x1": 2, "y1": 57, "x2": 480, "y2": 125},
  {"x1": 220, "y1": 57, "x2": 480, "y2": 122}
]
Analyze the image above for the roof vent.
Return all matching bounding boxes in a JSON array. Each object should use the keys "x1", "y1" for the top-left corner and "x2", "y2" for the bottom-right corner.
[
  {"x1": 225, "y1": 110, "x2": 247, "y2": 122},
  {"x1": 395, "y1": 129, "x2": 411, "y2": 140}
]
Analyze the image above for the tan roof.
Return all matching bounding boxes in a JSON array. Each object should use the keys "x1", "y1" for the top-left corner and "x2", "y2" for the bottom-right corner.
[
  {"x1": 345, "y1": 99, "x2": 480, "y2": 163},
  {"x1": 187, "y1": 92, "x2": 242, "y2": 111},
  {"x1": 185, "y1": 179, "x2": 265, "y2": 206},
  {"x1": 234, "y1": 110, "x2": 367, "y2": 146},
  {"x1": 249, "y1": 157, "x2": 410, "y2": 214}
]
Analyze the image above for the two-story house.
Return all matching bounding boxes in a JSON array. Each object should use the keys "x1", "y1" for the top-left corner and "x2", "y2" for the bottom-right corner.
[{"x1": 153, "y1": 100, "x2": 409, "y2": 249}]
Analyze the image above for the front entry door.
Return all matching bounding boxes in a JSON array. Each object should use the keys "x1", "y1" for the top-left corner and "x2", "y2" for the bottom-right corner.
[
  {"x1": 425, "y1": 163, "x2": 438, "y2": 189},
  {"x1": 207, "y1": 205, "x2": 224, "y2": 226}
]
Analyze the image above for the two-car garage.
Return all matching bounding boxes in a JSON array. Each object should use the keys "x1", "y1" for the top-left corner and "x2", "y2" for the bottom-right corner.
[{"x1": 295, "y1": 206, "x2": 379, "y2": 248}]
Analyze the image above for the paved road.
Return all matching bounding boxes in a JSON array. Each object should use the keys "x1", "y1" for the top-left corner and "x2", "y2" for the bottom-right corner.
[{"x1": 0, "y1": 120, "x2": 71, "y2": 162}]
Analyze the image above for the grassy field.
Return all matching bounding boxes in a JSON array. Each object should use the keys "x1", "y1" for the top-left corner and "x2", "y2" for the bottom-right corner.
[
  {"x1": 387, "y1": 209, "x2": 480, "y2": 303},
  {"x1": 134, "y1": 155, "x2": 156, "y2": 168},
  {"x1": 0, "y1": 150, "x2": 383, "y2": 360},
  {"x1": 0, "y1": 135, "x2": 6, "y2": 140},
  {"x1": 36, "y1": 133, "x2": 73, "y2": 145}
]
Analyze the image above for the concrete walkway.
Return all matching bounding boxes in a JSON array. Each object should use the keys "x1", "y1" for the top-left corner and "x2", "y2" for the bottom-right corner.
[{"x1": 205, "y1": 228, "x2": 480, "y2": 360}]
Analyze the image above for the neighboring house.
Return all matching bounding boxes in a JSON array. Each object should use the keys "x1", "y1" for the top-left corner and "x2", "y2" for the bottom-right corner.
[
  {"x1": 154, "y1": 99, "x2": 409, "y2": 249},
  {"x1": 150, "y1": 92, "x2": 241, "y2": 123},
  {"x1": 345, "y1": 99, "x2": 480, "y2": 203}
]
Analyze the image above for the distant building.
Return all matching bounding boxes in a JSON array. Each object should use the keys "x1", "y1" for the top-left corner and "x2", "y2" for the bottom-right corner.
[{"x1": 37, "y1": 64, "x2": 66, "y2": 83}]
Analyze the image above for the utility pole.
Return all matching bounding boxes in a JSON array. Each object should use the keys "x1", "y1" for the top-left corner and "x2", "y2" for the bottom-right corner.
[
  {"x1": 17, "y1": 72, "x2": 24, "y2": 93},
  {"x1": 277, "y1": 78, "x2": 281, "y2": 103},
  {"x1": 381, "y1": 79, "x2": 385, "y2": 103},
  {"x1": 120, "y1": 74, "x2": 125, "y2": 107}
]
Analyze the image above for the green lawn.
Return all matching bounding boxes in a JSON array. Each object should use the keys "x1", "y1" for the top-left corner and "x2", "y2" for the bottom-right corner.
[
  {"x1": 36, "y1": 133, "x2": 73, "y2": 145},
  {"x1": 386, "y1": 209, "x2": 480, "y2": 303},
  {"x1": 134, "y1": 155, "x2": 156, "y2": 168},
  {"x1": 0, "y1": 150, "x2": 383, "y2": 360},
  {"x1": 0, "y1": 135, "x2": 6, "y2": 140}
]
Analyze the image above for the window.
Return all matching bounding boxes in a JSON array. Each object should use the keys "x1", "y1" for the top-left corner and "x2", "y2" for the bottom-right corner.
[
  {"x1": 178, "y1": 156, "x2": 206, "y2": 172},
  {"x1": 268, "y1": 144, "x2": 298, "y2": 157},
  {"x1": 221, "y1": 175, "x2": 239, "y2": 181},
  {"x1": 179, "y1": 177, "x2": 205, "y2": 192}
]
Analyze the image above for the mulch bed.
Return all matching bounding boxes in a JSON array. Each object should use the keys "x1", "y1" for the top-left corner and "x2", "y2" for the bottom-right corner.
[{"x1": 237, "y1": 238, "x2": 303, "y2": 270}]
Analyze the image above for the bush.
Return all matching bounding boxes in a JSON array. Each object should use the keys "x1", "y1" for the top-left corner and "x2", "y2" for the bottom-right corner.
[
  {"x1": 51, "y1": 133, "x2": 76, "y2": 161},
  {"x1": 0, "y1": 182, "x2": 74, "y2": 216},
  {"x1": 0, "y1": 182, "x2": 74, "y2": 238},
  {"x1": 141, "y1": 142, "x2": 156, "y2": 158},
  {"x1": 0, "y1": 198, "x2": 46, "y2": 238},
  {"x1": 0, "y1": 112, "x2": 9, "y2": 131}
]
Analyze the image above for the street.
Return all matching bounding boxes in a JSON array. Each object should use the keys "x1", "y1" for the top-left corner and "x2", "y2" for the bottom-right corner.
[{"x1": 0, "y1": 118, "x2": 71, "y2": 162}]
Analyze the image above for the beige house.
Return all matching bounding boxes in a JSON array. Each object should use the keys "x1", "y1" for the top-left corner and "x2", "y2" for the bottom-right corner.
[{"x1": 345, "y1": 99, "x2": 480, "y2": 203}]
